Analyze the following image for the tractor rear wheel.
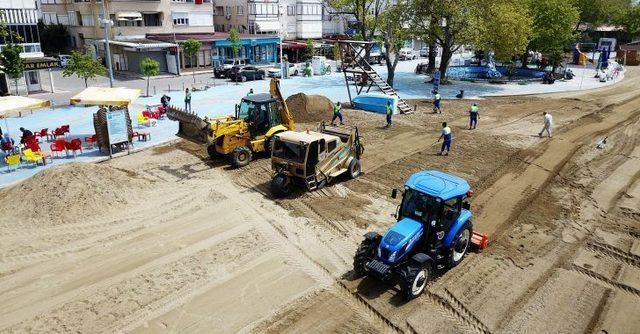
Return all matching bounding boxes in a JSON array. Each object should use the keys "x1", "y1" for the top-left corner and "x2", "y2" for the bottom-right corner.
[
  {"x1": 231, "y1": 146, "x2": 252, "y2": 168},
  {"x1": 353, "y1": 237, "x2": 377, "y2": 277},
  {"x1": 271, "y1": 173, "x2": 292, "y2": 198},
  {"x1": 400, "y1": 262, "x2": 430, "y2": 300},
  {"x1": 348, "y1": 158, "x2": 362, "y2": 179},
  {"x1": 450, "y1": 224, "x2": 472, "y2": 267}
]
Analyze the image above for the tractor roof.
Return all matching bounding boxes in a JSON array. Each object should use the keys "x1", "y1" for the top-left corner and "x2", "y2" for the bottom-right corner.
[
  {"x1": 405, "y1": 170, "x2": 470, "y2": 200},
  {"x1": 276, "y1": 130, "x2": 340, "y2": 144},
  {"x1": 242, "y1": 93, "x2": 276, "y2": 103}
]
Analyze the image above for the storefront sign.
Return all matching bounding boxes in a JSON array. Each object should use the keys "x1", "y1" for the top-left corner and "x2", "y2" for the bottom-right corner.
[
  {"x1": 23, "y1": 59, "x2": 60, "y2": 70},
  {"x1": 106, "y1": 110, "x2": 129, "y2": 145}
]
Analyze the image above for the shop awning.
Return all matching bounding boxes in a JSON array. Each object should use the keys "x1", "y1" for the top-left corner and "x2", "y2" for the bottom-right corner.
[
  {"x1": 117, "y1": 12, "x2": 142, "y2": 21},
  {"x1": 0, "y1": 96, "x2": 51, "y2": 117},
  {"x1": 255, "y1": 20, "x2": 280, "y2": 32},
  {"x1": 98, "y1": 39, "x2": 178, "y2": 50},
  {"x1": 281, "y1": 41, "x2": 307, "y2": 50},
  {"x1": 70, "y1": 87, "x2": 141, "y2": 107}
]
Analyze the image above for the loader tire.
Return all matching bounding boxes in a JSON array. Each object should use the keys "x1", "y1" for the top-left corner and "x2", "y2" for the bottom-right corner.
[
  {"x1": 271, "y1": 173, "x2": 292, "y2": 198},
  {"x1": 353, "y1": 237, "x2": 377, "y2": 277},
  {"x1": 231, "y1": 146, "x2": 252, "y2": 168},
  {"x1": 400, "y1": 262, "x2": 430, "y2": 300},
  {"x1": 348, "y1": 158, "x2": 362, "y2": 179},
  {"x1": 450, "y1": 223, "x2": 471, "y2": 267}
]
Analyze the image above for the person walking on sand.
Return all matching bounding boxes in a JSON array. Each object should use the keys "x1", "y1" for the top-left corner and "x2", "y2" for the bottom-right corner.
[
  {"x1": 184, "y1": 88, "x2": 192, "y2": 112},
  {"x1": 247, "y1": 88, "x2": 254, "y2": 96},
  {"x1": 385, "y1": 100, "x2": 393, "y2": 128},
  {"x1": 438, "y1": 122, "x2": 452, "y2": 155},
  {"x1": 539, "y1": 111, "x2": 553, "y2": 138},
  {"x1": 433, "y1": 90, "x2": 441, "y2": 113},
  {"x1": 331, "y1": 101, "x2": 344, "y2": 125},
  {"x1": 469, "y1": 103, "x2": 479, "y2": 130}
]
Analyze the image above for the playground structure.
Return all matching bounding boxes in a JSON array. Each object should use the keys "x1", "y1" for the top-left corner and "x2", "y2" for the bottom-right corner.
[{"x1": 337, "y1": 40, "x2": 413, "y2": 114}]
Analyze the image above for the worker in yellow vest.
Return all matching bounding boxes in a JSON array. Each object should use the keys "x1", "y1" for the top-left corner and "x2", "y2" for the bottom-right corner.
[
  {"x1": 433, "y1": 91, "x2": 441, "y2": 113},
  {"x1": 385, "y1": 101, "x2": 393, "y2": 128},
  {"x1": 438, "y1": 122, "x2": 452, "y2": 156},
  {"x1": 469, "y1": 103, "x2": 479, "y2": 129}
]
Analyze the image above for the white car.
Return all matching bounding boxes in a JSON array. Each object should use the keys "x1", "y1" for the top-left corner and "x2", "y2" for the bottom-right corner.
[
  {"x1": 267, "y1": 63, "x2": 299, "y2": 78},
  {"x1": 399, "y1": 48, "x2": 417, "y2": 60},
  {"x1": 419, "y1": 47, "x2": 428, "y2": 57},
  {"x1": 57, "y1": 54, "x2": 71, "y2": 67}
]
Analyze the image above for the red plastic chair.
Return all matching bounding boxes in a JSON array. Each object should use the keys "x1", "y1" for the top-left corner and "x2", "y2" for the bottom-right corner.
[
  {"x1": 60, "y1": 125, "x2": 70, "y2": 134},
  {"x1": 34, "y1": 128, "x2": 49, "y2": 142},
  {"x1": 84, "y1": 134, "x2": 97, "y2": 148},
  {"x1": 50, "y1": 139, "x2": 66, "y2": 157},
  {"x1": 52, "y1": 128, "x2": 66, "y2": 138},
  {"x1": 65, "y1": 138, "x2": 83, "y2": 157},
  {"x1": 1, "y1": 141, "x2": 14, "y2": 154},
  {"x1": 24, "y1": 137, "x2": 40, "y2": 152}
]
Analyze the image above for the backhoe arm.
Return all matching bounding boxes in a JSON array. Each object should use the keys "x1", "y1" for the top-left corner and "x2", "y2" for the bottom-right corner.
[{"x1": 270, "y1": 78, "x2": 295, "y2": 130}]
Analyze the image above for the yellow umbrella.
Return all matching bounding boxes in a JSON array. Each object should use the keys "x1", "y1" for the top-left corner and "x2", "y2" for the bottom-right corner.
[
  {"x1": 70, "y1": 87, "x2": 141, "y2": 107},
  {"x1": 0, "y1": 96, "x2": 51, "y2": 118},
  {"x1": 0, "y1": 96, "x2": 51, "y2": 135}
]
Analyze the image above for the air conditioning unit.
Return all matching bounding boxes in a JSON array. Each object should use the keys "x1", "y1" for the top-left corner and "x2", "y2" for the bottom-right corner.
[{"x1": 226, "y1": 13, "x2": 231, "y2": 20}]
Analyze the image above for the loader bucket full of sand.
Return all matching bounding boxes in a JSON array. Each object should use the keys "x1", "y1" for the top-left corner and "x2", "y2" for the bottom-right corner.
[{"x1": 166, "y1": 105, "x2": 212, "y2": 145}]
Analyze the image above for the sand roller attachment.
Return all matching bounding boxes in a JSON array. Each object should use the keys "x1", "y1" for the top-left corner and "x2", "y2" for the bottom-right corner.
[{"x1": 166, "y1": 105, "x2": 212, "y2": 145}]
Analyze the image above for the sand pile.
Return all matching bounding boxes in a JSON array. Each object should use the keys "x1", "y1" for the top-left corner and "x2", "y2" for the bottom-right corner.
[
  {"x1": 286, "y1": 93, "x2": 334, "y2": 123},
  {"x1": 0, "y1": 162, "x2": 151, "y2": 226}
]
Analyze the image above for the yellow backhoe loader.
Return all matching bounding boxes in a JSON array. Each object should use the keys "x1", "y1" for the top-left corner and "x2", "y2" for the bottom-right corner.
[{"x1": 166, "y1": 78, "x2": 295, "y2": 167}]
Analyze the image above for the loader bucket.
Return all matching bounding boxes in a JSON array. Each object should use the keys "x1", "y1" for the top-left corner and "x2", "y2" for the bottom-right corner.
[{"x1": 166, "y1": 105, "x2": 211, "y2": 145}]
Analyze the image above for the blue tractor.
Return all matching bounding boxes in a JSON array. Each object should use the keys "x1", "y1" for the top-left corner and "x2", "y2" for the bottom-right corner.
[{"x1": 353, "y1": 170, "x2": 487, "y2": 300}]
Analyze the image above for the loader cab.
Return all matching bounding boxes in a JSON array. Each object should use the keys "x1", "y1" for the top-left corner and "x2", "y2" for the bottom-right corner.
[{"x1": 237, "y1": 94, "x2": 282, "y2": 136}]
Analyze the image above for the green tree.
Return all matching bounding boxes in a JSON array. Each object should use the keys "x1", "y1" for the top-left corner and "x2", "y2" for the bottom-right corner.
[
  {"x1": 139, "y1": 57, "x2": 160, "y2": 97},
  {"x1": 37, "y1": 21, "x2": 70, "y2": 54},
  {"x1": 527, "y1": 0, "x2": 579, "y2": 71},
  {"x1": 303, "y1": 39, "x2": 316, "y2": 60},
  {"x1": 573, "y1": 0, "x2": 630, "y2": 32},
  {"x1": 476, "y1": 0, "x2": 533, "y2": 62},
  {"x1": 182, "y1": 39, "x2": 201, "y2": 84},
  {"x1": 62, "y1": 51, "x2": 107, "y2": 87},
  {"x1": 0, "y1": 23, "x2": 25, "y2": 95},
  {"x1": 616, "y1": 4, "x2": 640, "y2": 38},
  {"x1": 0, "y1": 44, "x2": 25, "y2": 95},
  {"x1": 379, "y1": 0, "x2": 411, "y2": 86},
  {"x1": 228, "y1": 28, "x2": 242, "y2": 59}
]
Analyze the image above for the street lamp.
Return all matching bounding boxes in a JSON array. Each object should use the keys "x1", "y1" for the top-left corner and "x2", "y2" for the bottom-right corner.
[
  {"x1": 100, "y1": 0, "x2": 114, "y2": 87},
  {"x1": 278, "y1": 4, "x2": 286, "y2": 78}
]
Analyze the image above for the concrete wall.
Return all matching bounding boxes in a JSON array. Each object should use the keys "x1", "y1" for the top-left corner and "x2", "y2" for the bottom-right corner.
[{"x1": 125, "y1": 50, "x2": 169, "y2": 74}]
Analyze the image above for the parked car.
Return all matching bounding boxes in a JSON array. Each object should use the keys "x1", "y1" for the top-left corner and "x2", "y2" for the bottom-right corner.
[
  {"x1": 229, "y1": 65, "x2": 266, "y2": 82},
  {"x1": 399, "y1": 48, "x2": 417, "y2": 61},
  {"x1": 215, "y1": 58, "x2": 246, "y2": 78},
  {"x1": 57, "y1": 54, "x2": 72, "y2": 67},
  {"x1": 419, "y1": 47, "x2": 428, "y2": 57},
  {"x1": 267, "y1": 63, "x2": 299, "y2": 78}
]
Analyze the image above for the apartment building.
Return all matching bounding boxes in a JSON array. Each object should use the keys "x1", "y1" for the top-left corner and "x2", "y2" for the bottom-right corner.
[
  {"x1": 1, "y1": 0, "x2": 57, "y2": 95},
  {"x1": 40, "y1": 0, "x2": 216, "y2": 73},
  {"x1": 212, "y1": 0, "x2": 247, "y2": 33}
]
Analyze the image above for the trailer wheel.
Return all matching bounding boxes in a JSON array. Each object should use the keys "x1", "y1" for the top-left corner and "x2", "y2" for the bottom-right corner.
[
  {"x1": 353, "y1": 237, "x2": 377, "y2": 277},
  {"x1": 400, "y1": 262, "x2": 430, "y2": 300},
  {"x1": 271, "y1": 173, "x2": 292, "y2": 198},
  {"x1": 348, "y1": 158, "x2": 362, "y2": 179},
  {"x1": 450, "y1": 224, "x2": 472, "y2": 267},
  {"x1": 207, "y1": 144, "x2": 220, "y2": 160},
  {"x1": 231, "y1": 146, "x2": 252, "y2": 168}
]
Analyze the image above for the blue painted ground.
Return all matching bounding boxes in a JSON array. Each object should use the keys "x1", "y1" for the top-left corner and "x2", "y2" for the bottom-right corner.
[{"x1": 0, "y1": 58, "x2": 623, "y2": 187}]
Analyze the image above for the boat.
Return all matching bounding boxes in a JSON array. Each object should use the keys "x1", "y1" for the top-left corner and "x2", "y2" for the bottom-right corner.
[{"x1": 351, "y1": 94, "x2": 399, "y2": 114}]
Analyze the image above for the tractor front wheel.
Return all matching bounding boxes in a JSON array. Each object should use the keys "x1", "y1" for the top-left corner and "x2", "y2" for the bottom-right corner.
[
  {"x1": 400, "y1": 262, "x2": 430, "y2": 300},
  {"x1": 348, "y1": 158, "x2": 362, "y2": 179},
  {"x1": 231, "y1": 146, "x2": 252, "y2": 168},
  {"x1": 450, "y1": 224, "x2": 472, "y2": 267},
  {"x1": 271, "y1": 173, "x2": 292, "y2": 198},
  {"x1": 353, "y1": 236, "x2": 377, "y2": 277}
]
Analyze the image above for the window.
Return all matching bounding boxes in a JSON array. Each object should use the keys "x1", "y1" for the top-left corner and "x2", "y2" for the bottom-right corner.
[
  {"x1": 173, "y1": 12, "x2": 189, "y2": 26},
  {"x1": 327, "y1": 140, "x2": 336, "y2": 153},
  {"x1": 236, "y1": 6, "x2": 244, "y2": 15},
  {"x1": 287, "y1": 5, "x2": 295, "y2": 15},
  {"x1": 143, "y1": 13, "x2": 162, "y2": 27},
  {"x1": 42, "y1": 12, "x2": 57, "y2": 24},
  {"x1": 225, "y1": 6, "x2": 231, "y2": 16},
  {"x1": 81, "y1": 14, "x2": 94, "y2": 26}
]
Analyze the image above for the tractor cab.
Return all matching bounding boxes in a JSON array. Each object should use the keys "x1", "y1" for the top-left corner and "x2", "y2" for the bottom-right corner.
[
  {"x1": 236, "y1": 93, "x2": 283, "y2": 137},
  {"x1": 354, "y1": 170, "x2": 487, "y2": 300},
  {"x1": 271, "y1": 130, "x2": 341, "y2": 178}
]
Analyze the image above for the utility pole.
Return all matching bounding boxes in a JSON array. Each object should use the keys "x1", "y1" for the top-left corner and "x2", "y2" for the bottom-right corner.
[{"x1": 100, "y1": 0, "x2": 114, "y2": 87}]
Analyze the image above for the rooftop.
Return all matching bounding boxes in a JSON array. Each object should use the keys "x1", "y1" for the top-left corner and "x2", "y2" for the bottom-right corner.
[
  {"x1": 276, "y1": 130, "x2": 340, "y2": 144},
  {"x1": 147, "y1": 32, "x2": 277, "y2": 43},
  {"x1": 405, "y1": 170, "x2": 471, "y2": 201}
]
